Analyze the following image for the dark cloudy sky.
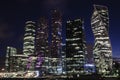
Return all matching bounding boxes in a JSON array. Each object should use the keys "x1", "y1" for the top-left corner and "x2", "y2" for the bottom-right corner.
[{"x1": 0, "y1": 0, "x2": 120, "y2": 57}]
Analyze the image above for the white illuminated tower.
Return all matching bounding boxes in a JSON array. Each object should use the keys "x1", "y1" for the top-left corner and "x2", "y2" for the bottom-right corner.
[
  {"x1": 23, "y1": 21, "x2": 36, "y2": 70},
  {"x1": 23, "y1": 21, "x2": 36, "y2": 56},
  {"x1": 91, "y1": 5, "x2": 112, "y2": 75}
]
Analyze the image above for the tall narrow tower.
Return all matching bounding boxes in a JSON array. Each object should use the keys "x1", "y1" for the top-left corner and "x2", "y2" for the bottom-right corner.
[
  {"x1": 66, "y1": 19, "x2": 86, "y2": 77},
  {"x1": 50, "y1": 10, "x2": 62, "y2": 74},
  {"x1": 23, "y1": 21, "x2": 36, "y2": 56},
  {"x1": 91, "y1": 5, "x2": 112, "y2": 75},
  {"x1": 35, "y1": 17, "x2": 49, "y2": 75}
]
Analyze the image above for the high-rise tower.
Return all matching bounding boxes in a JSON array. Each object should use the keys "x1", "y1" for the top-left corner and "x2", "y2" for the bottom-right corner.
[
  {"x1": 35, "y1": 17, "x2": 49, "y2": 75},
  {"x1": 36, "y1": 17, "x2": 49, "y2": 56},
  {"x1": 50, "y1": 10, "x2": 62, "y2": 74},
  {"x1": 66, "y1": 19, "x2": 86, "y2": 77},
  {"x1": 91, "y1": 5, "x2": 112, "y2": 75},
  {"x1": 23, "y1": 21, "x2": 36, "y2": 56}
]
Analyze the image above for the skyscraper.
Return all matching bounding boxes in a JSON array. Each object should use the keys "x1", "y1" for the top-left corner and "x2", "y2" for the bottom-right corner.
[
  {"x1": 91, "y1": 5, "x2": 112, "y2": 75},
  {"x1": 50, "y1": 10, "x2": 62, "y2": 74},
  {"x1": 23, "y1": 21, "x2": 36, "y2": 56},
  {"x1": 66, "y1": 19, "x2": 86, "y2": 77},
  {"x1": 23, "y1": 21, "x2": 36, "y2": 71},
  {"x1": 35, "y1": 17, "x2": 49, "y2": 75},
  {"x1": 36, "y1": 17, "x2": 49, "y2": 56}
]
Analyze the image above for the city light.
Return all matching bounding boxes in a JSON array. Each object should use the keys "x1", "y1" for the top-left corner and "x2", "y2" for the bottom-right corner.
[{"x1": 0, "y1": 3, "x2": 119, "y2": 79}]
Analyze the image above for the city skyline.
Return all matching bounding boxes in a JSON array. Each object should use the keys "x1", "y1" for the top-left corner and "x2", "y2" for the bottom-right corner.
[
  {"x1": 0, "y1": 0, "x2": 119, "y2": 57},
  {"x1": 0, "y1": 1, "x2": 120, "y2": 78}
]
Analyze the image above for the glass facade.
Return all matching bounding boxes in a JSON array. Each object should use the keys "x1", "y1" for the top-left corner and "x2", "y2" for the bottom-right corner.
[
  {"x1": 35, "y1": 17, "x2": 49, "y2": 75},
  {"x1": 50, "y1": 10, "x2": 62, "y2": 74},
  {"x1": 66, "y1": 19, "x2": 86, "y2": 77},
  {"x1": 91, "y1": 5, "x2": 113, "y2": 75}
]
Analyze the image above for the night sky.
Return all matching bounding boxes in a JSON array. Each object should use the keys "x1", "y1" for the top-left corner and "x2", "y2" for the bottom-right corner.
[{"x1": 0, "y1": 0, "x2": 120, "y2": 58}]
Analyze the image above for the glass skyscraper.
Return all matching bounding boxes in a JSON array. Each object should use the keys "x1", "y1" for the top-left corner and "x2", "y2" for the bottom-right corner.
[
  {"x1": 50, "y1": 10, "x2": 62, "y2": 74},
  {"x1": 35, "y1": 17, "x2": 49, "y2": 75},
  {"x1": 66, "y1": 19, "x2": 86, "y2": 77},
  {"x1": 91, "y1": 5, "x2": 112, "y2": 75}
]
